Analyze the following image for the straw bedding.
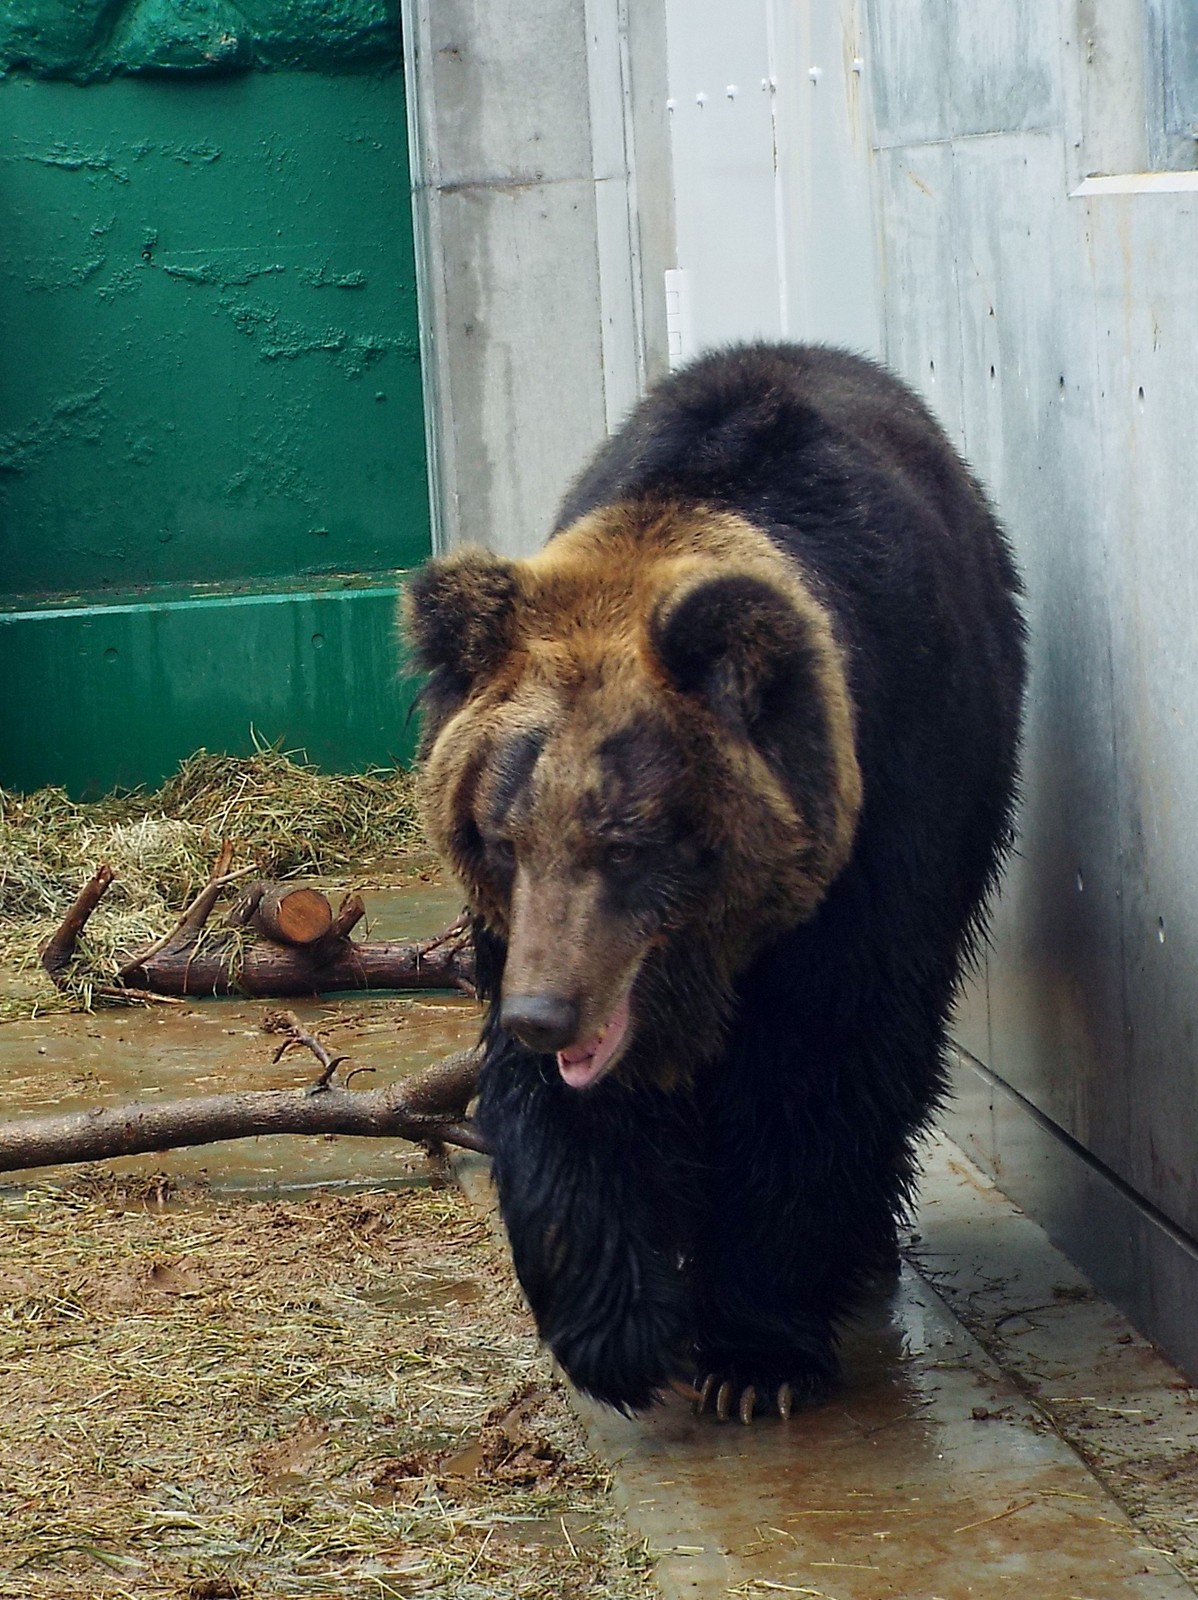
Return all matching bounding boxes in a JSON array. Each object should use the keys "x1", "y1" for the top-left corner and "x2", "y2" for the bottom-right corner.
[{"x1": 0, "y1": 1175, "x2": 655, "y2": 1599}]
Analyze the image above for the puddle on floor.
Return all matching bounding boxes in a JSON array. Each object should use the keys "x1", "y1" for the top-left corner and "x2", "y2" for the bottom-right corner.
[
  {"x1": 0, "y1": 882, "x2": 481, "y2": 1194},
  {"x1": 497, "y1": 1128, "x2": 1198, "y2": 1600},
  {"x1": 362, "y1": 1273, "x2": 484, "y2": 1312}
]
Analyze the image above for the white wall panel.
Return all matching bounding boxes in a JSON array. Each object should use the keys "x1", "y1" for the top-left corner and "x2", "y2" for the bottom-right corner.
[
  {"x1": 663, "y1": 0, "x2": 880, "y2": 358},
  {"x1": 663, "y1": 0, "x2": 782, "y2": 354}
]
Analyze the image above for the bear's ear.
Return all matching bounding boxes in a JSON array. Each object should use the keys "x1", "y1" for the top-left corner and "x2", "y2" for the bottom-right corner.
[
  {"x1": 405, "y1": 549, "x2": 522, "y2": 695},
  {"x1": 650, "y1": 571, "x2": 811, "y2": 734}
]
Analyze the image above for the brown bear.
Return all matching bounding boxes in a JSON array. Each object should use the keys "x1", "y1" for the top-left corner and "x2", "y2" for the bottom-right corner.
[{"x1": 407, "y1": 342, "x2": 1025, "y2": 1421}]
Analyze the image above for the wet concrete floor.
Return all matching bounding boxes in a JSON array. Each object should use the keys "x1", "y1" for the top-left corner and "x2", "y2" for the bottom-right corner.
[
  {"x1": 1, "y1": 878, "x2": 1195, "y2": 1596},
  {"x1": 559, "y1": 1137, "x2": 1198, "y2": 1600}
]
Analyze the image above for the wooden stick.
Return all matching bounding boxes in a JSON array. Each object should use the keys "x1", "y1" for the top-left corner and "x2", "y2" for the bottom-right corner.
[
  {"x1": 91, "y1": 985, "x2": 187, "y2": 1008},
  {"x1": 416, "y1": 912, "x2": 470, "y2": 956},
  {"x1": 224, "y1": 882, "x2": 267, "y2": 928},
  {"x1": 39, "y1": 865, "x2": 116, "y2": 982},
  {"x1": 0, "y1": 1047, "x2": 487, "y2": 1173},
  {"x1": 263, "y1": 1008, "x2": 349, "y2": 1089},
  {"x1": 329, "y1": 891, "x2": 367, "y2": 941},
  {"x1": 117, "y1": 842, "x2": 248, "y2": 978},
  {"x1": 308, "y1": 892, "x2": 368, "y2": 970}
]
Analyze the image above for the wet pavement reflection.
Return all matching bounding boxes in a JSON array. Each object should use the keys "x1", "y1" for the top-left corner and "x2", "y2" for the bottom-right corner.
[{"x1": 546, "y1": 1142, "x2": 1196, "y2": 1600}]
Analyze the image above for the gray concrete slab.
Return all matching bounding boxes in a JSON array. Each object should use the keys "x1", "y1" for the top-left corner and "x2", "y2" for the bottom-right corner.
[
  {"x1": 460, "y1": 1137, "x2": 1197, "y2": 1599},
  {"x1": 912, "y1": 1132, "x2": 1198, "y2": 1587}
]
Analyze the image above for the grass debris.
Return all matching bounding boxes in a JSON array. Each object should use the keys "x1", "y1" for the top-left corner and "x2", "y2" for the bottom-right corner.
[
  {"x1": 0, "y1": 1178, "x2": 655, "y2": 1600},
  {"x1": 0, "y1": 749, "x2": 424, "y2": 1021}
]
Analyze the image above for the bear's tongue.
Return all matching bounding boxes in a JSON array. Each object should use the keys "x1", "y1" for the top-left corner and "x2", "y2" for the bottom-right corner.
[{"x1": 556, "y1": 990, "x2": 631, "y2": 1090}]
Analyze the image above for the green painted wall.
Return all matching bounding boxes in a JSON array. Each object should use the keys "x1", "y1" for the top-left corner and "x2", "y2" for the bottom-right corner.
[{"x1": 0, "y1": 3, "x2": 428, "y2": 795}]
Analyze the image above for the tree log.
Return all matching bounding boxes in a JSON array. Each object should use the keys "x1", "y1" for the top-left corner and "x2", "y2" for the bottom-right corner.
[
  {"x1": 38, "y1": 856, "x2": 475, "y2": 1001},
  {"x1": 252, "y1": 885, "x2": 334, "y2": 946},
  {"x1": 118, "y1": 932, "x2": 474, "y2": 997},
  {"x1": 0, "y1": 1048, "x2": 488, "y2": 1173}
]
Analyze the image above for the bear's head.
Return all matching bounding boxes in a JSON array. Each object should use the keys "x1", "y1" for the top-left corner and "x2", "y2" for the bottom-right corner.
[{"x1": 405, "y1": 501, "x2": 861, "y2": 1089}]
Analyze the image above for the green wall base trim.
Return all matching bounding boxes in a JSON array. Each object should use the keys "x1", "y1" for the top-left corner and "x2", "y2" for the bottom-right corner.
[
  {"x1": 0, "y1": 569, "x2": 405, "y2": 618},
  {"x1": 0, "y1": 580, "x2": 418, "y2": 797}
]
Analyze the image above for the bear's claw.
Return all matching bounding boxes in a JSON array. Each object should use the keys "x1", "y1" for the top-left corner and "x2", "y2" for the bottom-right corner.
[{"x1": 693, "y1": 1374, "x2": 796, "y2": 1423}]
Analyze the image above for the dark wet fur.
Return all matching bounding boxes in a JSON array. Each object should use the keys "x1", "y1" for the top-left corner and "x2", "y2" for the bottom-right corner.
[{"x1": 459, "y1": 344, "x2": 1025, "y2": 1412}]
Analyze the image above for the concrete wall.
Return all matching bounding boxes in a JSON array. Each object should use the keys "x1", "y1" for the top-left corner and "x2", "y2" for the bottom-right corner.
[
  {"x1": 401, "y1": 0, "x2": 673, "y2": 556},
  {"x1": 863, "y1": 0, "x2": 1198, "y2": 1379}
]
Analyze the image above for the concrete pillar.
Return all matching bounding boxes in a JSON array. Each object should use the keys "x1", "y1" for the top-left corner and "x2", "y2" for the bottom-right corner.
[{"x1": 401, "y1": 0, "x2": 673, "y2": 557}]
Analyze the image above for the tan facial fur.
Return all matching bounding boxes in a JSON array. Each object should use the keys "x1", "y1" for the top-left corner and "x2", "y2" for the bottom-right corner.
[{"x1": 410, "y1": 501, "x2": 863, "y2": 1083}]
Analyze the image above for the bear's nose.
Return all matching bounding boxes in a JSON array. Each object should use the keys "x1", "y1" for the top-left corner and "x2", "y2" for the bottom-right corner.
[{"x1": 501, "y1": 993, "x2": 581, "y2": 1054}]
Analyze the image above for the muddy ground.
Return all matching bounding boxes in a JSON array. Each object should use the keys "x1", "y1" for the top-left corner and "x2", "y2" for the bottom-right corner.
[{"x1": 1, "y1": 875, "x2": 1196, "y2": 1599}]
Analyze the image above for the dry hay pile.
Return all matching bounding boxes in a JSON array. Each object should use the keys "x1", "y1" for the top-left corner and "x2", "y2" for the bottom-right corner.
[
  {"x1": 0, "y1": 750, "x2": 423, "y2": 1022},
  {"x1": 0, "y1": 1177, "x2": 655, "y2": 1600}
]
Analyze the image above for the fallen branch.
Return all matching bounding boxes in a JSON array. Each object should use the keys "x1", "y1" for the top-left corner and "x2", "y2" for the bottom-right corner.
[
  {"x1": 326, "y1": 892, "x2": 367, "y2": 942},
  {"x1": 39, "y1": 858, "x2": 475, "y2": 1000},
  {"x1": 117, "y1": 842, "x2": 249, "y2": 978},
  {"x1": 0, "y1": 1046, "x2": 488, "y2": 1173},
  {"x1": 38, "y1": 865, "x2": 115, "y2": 979},
  {"x1": 263, "y1": 1007, "x2": 351, "y2": 1090}
]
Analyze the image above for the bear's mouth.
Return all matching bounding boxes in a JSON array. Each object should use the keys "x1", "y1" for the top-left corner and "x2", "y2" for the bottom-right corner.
[{"x1": 556, "y1": 988, "x2": 632, "y2": 1090}]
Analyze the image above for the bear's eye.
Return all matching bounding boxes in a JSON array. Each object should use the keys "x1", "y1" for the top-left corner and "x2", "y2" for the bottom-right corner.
[
  {"x1": 605, "y1": 841, "x2": 638, "y2": 868},
  {"x1": 486, "y1": 836, "x2": 516, "y2": 869}
]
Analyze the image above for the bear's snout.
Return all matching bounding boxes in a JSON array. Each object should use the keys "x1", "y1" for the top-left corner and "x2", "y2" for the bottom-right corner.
[{"x1": 501, "y1": 991, "x2": 581, "y2": 1054}]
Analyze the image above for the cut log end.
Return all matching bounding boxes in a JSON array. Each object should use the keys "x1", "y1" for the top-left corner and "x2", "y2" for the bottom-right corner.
[{"x1": 253, "y1": 886, "x2": 335, "y2": 947}]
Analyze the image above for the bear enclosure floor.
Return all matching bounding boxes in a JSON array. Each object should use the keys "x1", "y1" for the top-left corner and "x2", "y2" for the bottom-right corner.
[
  {"x1": 0, "y1": 884, "x2": 657, "y2": 1599},
  {"x1": 495, "y1": 1135, "x2": 1196, "y2": 1600},
  {"x1": 1, "y1": 875, "x2": 1195, "y2": 1598}
]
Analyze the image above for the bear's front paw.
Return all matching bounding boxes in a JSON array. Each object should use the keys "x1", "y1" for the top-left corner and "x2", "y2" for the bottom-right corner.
[{"x1": 691, "y1": 1361, "x2": 836, "y2": 1423}]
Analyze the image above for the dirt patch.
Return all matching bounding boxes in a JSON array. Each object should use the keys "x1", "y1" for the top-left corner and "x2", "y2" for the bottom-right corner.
[
  {"x1": 0, "y1": 1177, "x2": 656, "y2": 1599},
  {"x1": 1053, "y1": 1412, "x2": 1198, "y2": 1586}
]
